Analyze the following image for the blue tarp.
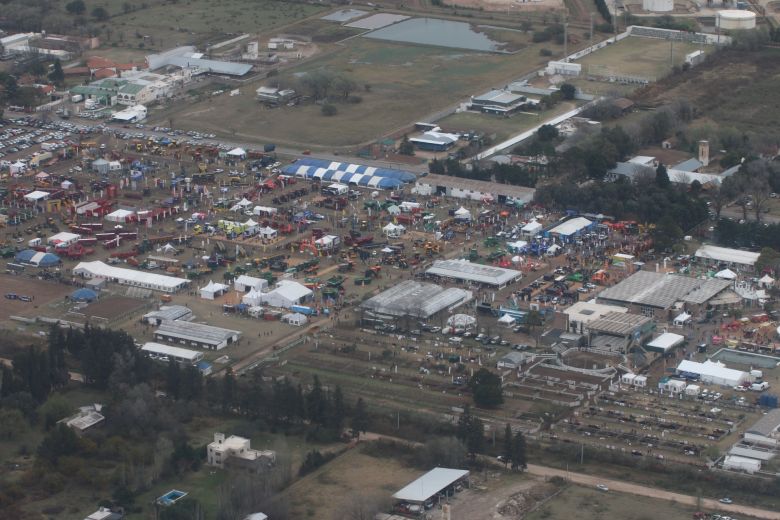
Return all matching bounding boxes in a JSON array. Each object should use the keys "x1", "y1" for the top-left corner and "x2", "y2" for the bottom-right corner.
[{"x1": 71, "y1": 288, "x2": 98, "y2": 302}]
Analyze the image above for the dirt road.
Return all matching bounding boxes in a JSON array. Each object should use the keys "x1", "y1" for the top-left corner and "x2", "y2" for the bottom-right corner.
[{"x1": 526, "y1": 464, "x2": 780, "y2": 520}]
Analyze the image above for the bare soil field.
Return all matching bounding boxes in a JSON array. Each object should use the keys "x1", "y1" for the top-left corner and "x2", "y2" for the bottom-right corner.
[{"x1": 0, "y1": 273, "x2": 72, "y2": 323}]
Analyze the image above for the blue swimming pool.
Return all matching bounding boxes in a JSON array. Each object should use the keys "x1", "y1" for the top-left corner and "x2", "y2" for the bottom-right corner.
[{"x1": 157, "y1": 489, "x2": 187, "y2": 506}]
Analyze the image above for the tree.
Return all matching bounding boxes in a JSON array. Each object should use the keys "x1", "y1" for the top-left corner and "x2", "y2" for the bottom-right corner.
[
  {"x1": 222, "y1": 368, "x2": 236, "y2": 412},
  {"x1": 48, "y1": 59, "x2": 64, "y2": 86},
  {"x1": 306, "y1": 375, "x2": 327, "y2": 426},
  {"x1": 331, "y1": 385, "x2": 345, "y2": 432},
  {"x1": 537, "y1": 124, "x2": 559, "y2": 142},
  {"x1": 166, "y1": 358, "x2": 181, "y2": 399},
  {"x1": 350, "y1": 397, "x2": 369, "y2": 438},
  {"x1": 466, "y1": 415, "x2": 485, "y2": 457},
  {"x1": 38, "y1": 423, "x2": 82, "y2": 464},
  {"x1": 652, "y1": 214, "x2": 683, "y2": 251},
  {"x1": 655, "y1": 163, "x2": 670, "y2": 188},
  {"x1": 66, "y1": 0, "x2": 86, "y2": 15},
  {"x1": 756, "y1": 247, "x2": 780, "y2": 276},
  {"x1": 501, "y1": 423, "x2": 513, "y2": 467},
  {"x1": 91, "y1": 6, "x2": 110, "y2": 21},
  {"x1": 321, "y1": 104, "x2": 338, "y2": 117},
  {"x1": 398, "y1": 135, "x2": 414, "y2": 156},
  {"x1": 0, "y1": 408, "x2": 29, "y2": 440},
  {"x1": 560, "y1": 83, "x2": 576, "y2": 100},
  {"x1": 469, "y1": 368, "x2": 504, "y2": 408},
  {"x1": 39, "y1": 394, "x2": 74, "y2": 430},
  {"x1": 512, "y1": 431, "x2": 527, "y2": 470}
]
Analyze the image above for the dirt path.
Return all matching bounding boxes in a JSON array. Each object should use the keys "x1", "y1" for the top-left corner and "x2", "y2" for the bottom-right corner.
[{"x1": 525, "y1": 464, "x2": 780, "y2": 520}]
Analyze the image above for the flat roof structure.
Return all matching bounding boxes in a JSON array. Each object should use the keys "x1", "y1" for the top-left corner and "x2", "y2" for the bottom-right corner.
[
  {"x1": 598, "y1": 271, "x2": 731, "y2": 309},
  {"x1": 677, "y1": 359, "x2": 748, "y2": 387},
  {"x1": 142, "y1": 305, "x2": 193, "y2": 324},
  {"x1": 415, "y1": 174, "x2": 536, "y2": 203},
  {"x1": 695, "y1": 245, "x2": 760, "y2": 268},
  {"x1": 548, "y1": 217, "x2": 592, "y2": 237},
  {"x1": 426, "y1": 259, "x2": 522, "y2": 287},
  {"x1": 646, "y1": 332, "x2": 685, "y2": 353},
  {"x1": 155, "y1": 320, "x2": 241, "y2": 350},
  {"x1": 564, "y1": 301, "x2": 628, "y2": 326},
  {"x1": 393, "y1": 468, "x2": 469, "y2": 503},
  {"x1": 472, "y1": 89, "x2": 525, "y2": 107},
  {"x1": 587, "y1": 312, "x2": 653, "y2": 336},
  {"x1": 142, "y1": 342, "x2": 203, "y2": 363},
  {"x1": 746, "y1": 408, "x2": 780, "y2": 437},
  {"x1": 73, "y1": 261, "x2": 190, "y2": 293},
  {"x1": 361, "y1": 280, "x2": 472, "y2": 318},
  {"x1": 728, "y1": 445, "x2": 776, "y2": 461}
]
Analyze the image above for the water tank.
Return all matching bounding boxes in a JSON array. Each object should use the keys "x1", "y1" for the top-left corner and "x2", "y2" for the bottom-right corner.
[
  {"x1": 643, "y1": 0, "x2": 673, "y2": 12},
  {"x1": 717, "y1": 9, "x2": 757, "y2": 29}
]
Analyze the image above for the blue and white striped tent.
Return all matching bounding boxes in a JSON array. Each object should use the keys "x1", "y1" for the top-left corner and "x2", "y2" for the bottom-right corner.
[{"x1": 282, "y1": 158, "x2": 416, "y2": 190}]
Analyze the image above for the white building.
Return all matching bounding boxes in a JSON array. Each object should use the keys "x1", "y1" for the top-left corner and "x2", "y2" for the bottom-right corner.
[
  {"x1": 695, "y1": 245, "x2": 760, "y2": 271},
  {"x1": 207, "y1": 433, "x2": 275, "y2": 471},
  {"x1": 111, "y1": 104, "x2": 147, "y2": 123},
  {"x1": 235, "y1": 275, "x2": 268, "y2": 293},
  {"x1": 141, "y1": 342, "x2": 203, "y2": 364},
  {"x1": 73, "y1": 261, "x2": 190, "y2": 293},
  {"x1": 546, "y1": 60, "x2": 581, "y2": 76},
  {"x1": 743, "y1": 409, "x2": 780, "y2": 447},
  {"x1": 48, "y1": 231, "x2": 81, "y2": 247},
  {"x1": 564, "y1": 301, "x2": 628, "y2": 334},
  {"x1": 723, "y1": 455, "x2": 761, "y2": 474},
  {"x1": 259, "y1": 280, "x2": 313, "y2": 309},
  {"x1": 200, "y1": 280, "x2": 229, "y2": 300},
  {"x1": 677, "y1": 359, "x2": 749, "y2": 387}
]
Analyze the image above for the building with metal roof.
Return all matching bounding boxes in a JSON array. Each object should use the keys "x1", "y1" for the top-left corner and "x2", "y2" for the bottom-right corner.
[
  {"x1": 645, "y1": 332, "x2": 685, "y2": 353},
  {"x1": 141, "y1": 342, "x2": 204, "y2": 363},
  {"x1": 147, "y1": 46, "x2": 252, "y2": 76},
  {"x1": 695, "y1": 245, "x2": 760, "y2": 270},
  {"x1": 426, "y1": 259, "x2": 522, "y2": 288},
  {"x1": 546, "y1": 217, "x2": 593, "y2": 240},
  {"x1": 360, "y1": 280, "x2": 472, "y2": 320},
  {"x1": 587, "y1": 311, "x2": 654, "y2": 337},
  {"x1": 73, "y1": 261, "x2": 190, "y2": 293},
  {"x1": 409, "y1": 131, "x2": 459, "y2": 152},
  {"x1": 143, "y1": 305, "x2": 193, "y2": 325},
  {"x1": 283, "y1": 158, "x2": 416, "y2": 190},
  {"x1": 154, "y1": 320, "x2": 241, "y2": 350},
  {"x1": 412, "y1": 174, "x2": 535, "y2": 205},
  {"x1": 470, "y1": 89, "x2": 529, "y2": 114},
  {"x1": 672, "y1": 158, "x2": 703, "y2": 172},
  {"x1": 563, "y1": 301, "x2": 628, "y2": 334},
  {"x1": 392, "y1": 467, "x2": 470, "y2": 504},
  {"x1": 597, "y1": 271, "x2": 731, "y2": 319}
]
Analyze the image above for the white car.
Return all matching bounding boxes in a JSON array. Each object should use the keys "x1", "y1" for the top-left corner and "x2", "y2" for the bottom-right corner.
[{"x1": 596, "y1": 484, "x2": 609, "y2": 492}]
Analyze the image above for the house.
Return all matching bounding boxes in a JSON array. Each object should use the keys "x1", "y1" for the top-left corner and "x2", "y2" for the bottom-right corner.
[{"x1": 207, "y1": 433, "x2": 276, "y2": 473}]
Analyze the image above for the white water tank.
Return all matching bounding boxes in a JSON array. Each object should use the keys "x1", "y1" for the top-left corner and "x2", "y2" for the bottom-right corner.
[
  {"x1": 718, "y1": 9, "x2": 757, "y2": 29},
  {"x1": 643, "y1": 0, "x2": 674, "y2": 12}
]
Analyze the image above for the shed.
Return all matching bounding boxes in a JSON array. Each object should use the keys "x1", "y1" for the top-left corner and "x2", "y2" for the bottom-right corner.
[
  {"x1": 282, "y1": 312, "x2": 308, "y2": 326},
  {"x1": 662, "y1": 379, "x2": 686, "y2": 394},
  {"x1": 723, "y1": 455, "x2": 761, "y2": 474},
  {"x1": 393, "y1": 467, "x2": 470, "y2": 505}
]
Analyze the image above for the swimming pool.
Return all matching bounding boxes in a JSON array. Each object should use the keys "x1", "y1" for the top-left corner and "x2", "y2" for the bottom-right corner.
[
  {"x1": 157, "y1": 489, "x2": 187, "y2": 506},
  {"x1": 710, "y1": 348, "x2": 780, "y2": 369}
]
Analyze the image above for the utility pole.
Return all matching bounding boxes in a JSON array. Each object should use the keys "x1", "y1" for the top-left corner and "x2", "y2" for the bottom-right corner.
[
  {"x1": 590, "y1": 12, "x2": 594, "y2": 49},
  {"x1": 564, "y1": 20, "x2": 569, "y2": 60},
  {"x1": 670, "y1": 38, "x2": 674, "y2": 69}
]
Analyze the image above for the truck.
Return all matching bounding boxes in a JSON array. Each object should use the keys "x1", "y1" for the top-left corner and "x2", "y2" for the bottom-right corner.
[
  {"x1": 290, "y1": 305, "x2": 316, "y2": 316},
  {"x1": 71, "y1": 94, "x2": 83, "y2": 103},
  {"x1": 751, "y1": 382, "x2": 770, "y2": 391}
]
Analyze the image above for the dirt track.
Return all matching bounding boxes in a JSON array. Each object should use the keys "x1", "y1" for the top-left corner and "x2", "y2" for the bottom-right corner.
[{"x1": 526, "y1": 464, "x2": 780, "y2": 520}]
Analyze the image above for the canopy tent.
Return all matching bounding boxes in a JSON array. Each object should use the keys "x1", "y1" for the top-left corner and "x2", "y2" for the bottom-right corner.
[
  {"x1": 61, "y1": 180, "x2": 74, "y2": 190},
  {"x1": 511, "y1": 255, "x2": 523, "y2": 264},
  {"x1": 454, "y1": 207, "x2": 471, "y2": 220},
  {"x1": 386, "y1": 204, "x2": 401, "y2": 215},
  {"x1": 70, "y1": 288, "x2": 98, "y2": 302},
  {"x1": 242, "y1": 288, "x2": 264, "y2": 306},
  {"x1": 546, "y1": 244, "x2": 561, "y2": 256},
  {"x1": 506, "y1": 240, "x2": 528, "y2": 253},
  {"x1": 715, "y1": 268, "x2": 737, "y2": 280},
  {"x1": 282, "y1": 312, "x2": 308, "y2": 326},
  {"x1": 235, "y1": 197, "x2": 252, "y2": 207},
  {"x1": 498, "y1": 313, "x2": 516, "y2": 326},
  {"x1": 259, "y1": 226, "x2": 277, "y2": 239},
  {"x1": 243, "y1": 218, "x2": 259, "y2": 233},
  {"x1": 10, "y1": 161, "x2": 26, "y2": 175},
  {"x1": 673, "y1": 312, "x2": 691, "y2": 326},
  {"x1": 35, "y1": 172, "x2": 50, "y2": 181},
  {"x1": 381, "y1": 246, "x2": 394, "y2": 253},
  {"x1": 315, "y1": 235, "x2": 339, "y2": 250},
  {"x1": 759, "y1": 274, "x2": 775, "y2": 288},
  {"x1": 227, "y1": 147, "x2": 247, "y2": 158},
  {"x1": 253, "y1": 205, "x2": 278, "y2": 216},
  {"x1": 158, "y1": 243, "x2": 178, "y2": 254},
  {"x1": 200, "y1": 280, "x2": 229, "y2": 300},
  {"x1": 106, "y1": 209, "x2": 136, "y2": 222},
  {"x1": 24, "y1": 190, "x2": 50, "y2": 202},
  {"x1": 521, "y1": 220, "x2": 542, "y2": 235},
  {"x1": 383, "y1": 223, "x2": 405, "y2": 237},
  {"x1": 447, "y1": 314, "x2": 476, "y2": 328}
]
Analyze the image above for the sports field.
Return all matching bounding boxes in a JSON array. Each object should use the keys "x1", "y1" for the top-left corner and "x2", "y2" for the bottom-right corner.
[
  {"x1": 152, "y1": 38, "x2": 553, "y2": 148},
  {"x1": 576, "y1": 36, "x2": 708, "y2": 80}
]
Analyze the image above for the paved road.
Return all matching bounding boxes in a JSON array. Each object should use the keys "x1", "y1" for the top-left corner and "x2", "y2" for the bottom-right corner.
[{"x1": 526, "y1": 464, "x2": 780, "y2": 519}]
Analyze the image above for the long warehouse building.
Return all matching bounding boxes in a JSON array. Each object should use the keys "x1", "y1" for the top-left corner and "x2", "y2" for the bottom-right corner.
[
  {"x1": 426, "y1": 259, "x2": 522, "y2": 288},
  {"x1": 154, "y1": 320, "x2": 241, "y2": 350},
  {"x1": 73, "y1": 260, "x2": 190, "y2": 293}
]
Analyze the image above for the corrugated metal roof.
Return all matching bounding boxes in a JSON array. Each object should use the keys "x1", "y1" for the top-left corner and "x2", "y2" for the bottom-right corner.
[
  {"x1": 426, "y1": 259, "x2": 521, "y2": 286},
  {"x1": 155, "y1": 320, "x2": 241, "y2": 345},
  {"x1": 166, "y1": 56, "x2": 252, "y2": 76},
  {"x1": 587, "y1": 311, "x2": 653, "y2": 336},
  {"x1": 361, "y1": 280, "x2": 471, "y2": 318},
  {"x1": 598, "y1": 271, "x2": 730, "y2": 309},
  {"x1": 393, "y1": 468, "x2": 469, "y2": 502},
  {"x1": 746, "y1": 408, "x2": 780, "y2": 436}
]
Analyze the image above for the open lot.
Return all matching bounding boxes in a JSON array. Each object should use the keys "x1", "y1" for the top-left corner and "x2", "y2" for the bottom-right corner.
[
  {"x1": 576, "y1": 36, "x2": 708, "y2": 80},
  {"x1": 105, "y1": 0, "x2": 327, "y2": 51},
  {"x1": 437, "y1": 102, "x2": 576, "y2": 142},
  {"x1": 0, "y1": 273, "x2": 72, "y2": 323},
  {"x1": 151, "y1": 36, "x2": 556, "y2": 148},
  {"x1": 527, "y1": 484, "x2": 698, "y2": 520}
]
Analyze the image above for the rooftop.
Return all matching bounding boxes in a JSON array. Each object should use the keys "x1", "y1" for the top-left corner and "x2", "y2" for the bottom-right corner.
[
  {"x1": 156, "y1": 320, "x2": 241, "y2": 345},
  {"x1": 426, "y1": 259, "x2": 522, "y2": 287},
  {"x1": 587, "y1": 311, "x2": 653, "y2": 336},
  {"x1": 646, "y1": 332, "x2": 685, "y2": 352},
  {"x1": 141, "y1": 342, "x2": 203, "y2": 361},
  {"x1": 598, "y1": 271, "x2": 731, "y2": 309},
  {"x1": 73, "y1": 261, "x2": 190, "y2": 290},
  {"x1": 393, "y1": 467, "x2": 469, "y2": 503},
  {"x1": 548, "y1": 217, "x2": 593, "y2": 236},
  {"x1": 418, "y1": 174, "x2": 536, "y2": 202},
  {"x1": 361, "y1": 280, "x2": 472, "y2": 318},
  {"x1": 472, "y1": 89, "x2": 525, "y2": 106},
  {"x1": 564, "y1": 301, "x2": 628, "y2": 323},
  {"x1": 746, "y1": 408, "x2": 780, "y2": 437},
  {"x1": 695, "y1": 245, "x2": 760, "y2": 267}
]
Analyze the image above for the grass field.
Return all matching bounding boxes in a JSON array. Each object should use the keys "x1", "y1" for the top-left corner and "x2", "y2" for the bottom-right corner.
[
  {"x1": 152, "y1": 37, "x2": 556, "y2": 148},
  {"x1": 105, "y1": 0, "x2": 327, "y2": 50},
  {"x1": 437, "y1": 102, "x2": 576, "y2": 142},
  {"x1": 527, "y1": 485, "x2": 698, "y2": 520},
  {"x1": 576, "y1": 36, "x2": 708, "y2": 80}
]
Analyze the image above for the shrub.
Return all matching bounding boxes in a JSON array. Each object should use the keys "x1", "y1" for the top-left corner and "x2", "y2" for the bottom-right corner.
[{"x1": 321, "y1": 104, "x2": 338, "y2": 116}]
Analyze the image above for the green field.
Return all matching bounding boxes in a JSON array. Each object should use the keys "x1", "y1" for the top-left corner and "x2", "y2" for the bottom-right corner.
[
  {"x1": 152, "y1": 37, "x2": 555, "y2": 148},
  {"x1": 104, "y1": 0, "x2": 326, "y2": 50},
  {"x1": 577, "y1": 36, "x2": 708, "y2": 80},
  {"x1": 437, "y1": 102, "x2": 577, "y2": 142},
  {"x1": 527, "y1": 485, "x2": 697, "y2": 520}
]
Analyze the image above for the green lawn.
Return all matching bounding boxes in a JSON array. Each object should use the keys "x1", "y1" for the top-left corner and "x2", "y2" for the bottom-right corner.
[
  {"x1": 152, "y1": 37, "x2": 558, "y2": 148},
  {"x1": 437, "y1": 102, "x2": 577, "y2": 142}
]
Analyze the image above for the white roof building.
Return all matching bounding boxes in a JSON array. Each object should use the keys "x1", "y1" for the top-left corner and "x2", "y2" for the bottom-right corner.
[
  {"x1": 207, "y1": 432, "x2": 275, "y2": 470},
  {"x1": 723, "y1": 455, "x2": 761, "y2": 474},
  {"x1": 677, "y1": 359, "x2": 749, "y2": 387},
  {"x1": 73, "y1": 261, "x2": 190, "y2": 293},
  {"x1": 547, "y1": 217, "x2": 592, "y2": 238},
  {"x1": 235, "y1": 274, "x2": 268, "y2": 293},
  {"x1": 105, "y1": 208, "x2": 136, "y2": 222},
  {"x1": 646, "y1": 332, "x2": 685, "y2": 353},
  {"x1": 695, "y1": 245, "x2": 760, "y2": 269},
  {"x1": 426, "y1": 259, "x2": 522, "y2": 288},
  {"x1": 564, "y1": 301, "x2": 628, "y2": 334},
  {"x1": 393, "y1": 468, "x2": 470, "y2": 504},
  {"x1": 48, "y1": 231, "x2": 81, "y2": 247},
  {"x1": 24, "y1": 190, "x2": 50, "y2": 202},
  {"x1": 141, "y1": 342, "x2": 204, "y2": 363},
  {"x1": 154, "y1": 320, "x2": 241, "y2": 350},
  {"x1": 259, "y1": 280, "x2": 313, "y2": 309}
]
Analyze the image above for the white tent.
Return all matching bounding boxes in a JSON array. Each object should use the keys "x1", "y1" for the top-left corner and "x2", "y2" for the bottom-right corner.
[
  {"x1": 282, "y1": 312, "x2": 308, "y2": 326},
  {"x1": 498, "y1": 314, "x2": 516, "y2": 327},
  {"x1": 447, "y1": 314, "x2": 476, "y2": 328},
  {"x1": 673, "y1": 312, "x2": 691, "y2": 326},
  {"x1": 381, "y1": 246, "x2": 394, "y2": 253},
  {"x1": 227, "y1": 147, "x2": 247, "y2": 158},
  {"x1": 383, "y1": 223, "x2": 405, "y2": 237},
  {"x1": 260, "y1": 226, "x2": 277, "y2": 239},
  {"x1": 106, "y1": 209, "x2": 135, "y2": 222},
  {"x1": 10, "y1": 161, "x2": 26, "y2": 175},
  {"x1": 715, "y1": 268, "x2": 737, "y2": 280},
  {"x1": 511, "y1": 255, "x2": 523, "y2": 264},
  {"x1": 24, "y1": 190, "x2": 50, "y2": 202},
  {"x1": 235, "y1": 275, "x2": 267, "y2": 292},
  {"x1": 242, "y1": 287, "x2": 264, "y2": 306},
  {"x1": 315, "y1": 235, "x2": 339, "y2": 250},
  {"x1": 158, "y1": 243, "x2": 178, "y2": 254},
  {"x1": 546, "y1": 244, "x2": 561, "y2": 256},
  {"x1": 521, "y1": 220, "x2": 542, "y2": 235},
  {"x1": 253, "y1": 206, "x2": 277, "y2": 216},
  {"x1": 35, "y1": 171, "x2": 50, "y2": 181},
  {"x1": 454, "y1": 207, "x2": 471, "y2": 219},
  {"x1": 200, "y1": 280, "x2": 229, "y2": 300},
  {"x1": 759, "y1": 274, "x2": 775, "y2": 288},
  {"x1": 244, "y1": 218, "x2": 259, "y2": 234},
  {"x1": 61, "y1": 180, "x2": 74, "y2": 190},
  {"x1": 506, "y1": 240, "x2": 528, "y2": 253},
  {"x1": 260, "y1": 280, "x2": 312, "y2": 309}
]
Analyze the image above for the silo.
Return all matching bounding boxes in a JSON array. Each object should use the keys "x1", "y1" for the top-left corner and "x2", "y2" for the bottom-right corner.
[
  {"x1": 642, "y1": 0, "x2": 674, "y2": 12},
  {"x1": 717, "y1": 9, "x2": 757, "y2": 30}
]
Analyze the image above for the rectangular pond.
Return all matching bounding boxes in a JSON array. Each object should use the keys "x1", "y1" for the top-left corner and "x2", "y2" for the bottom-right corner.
[
  {"x1": 711, "y1": 348, "x2": 780, "y2": 369},
  {"x1": 363, "y1": 17, "x2": 511, "y2": 53}
]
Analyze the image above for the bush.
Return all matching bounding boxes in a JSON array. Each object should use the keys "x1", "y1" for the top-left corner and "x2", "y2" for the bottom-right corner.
[
  {"x1": 347, "y1": 95, "x2": 362, "y2": 104},
  {"x1": 321, "y1": 104, "x2": 338, "y2": 116},
  {"x1": 539, "y1": 48, "x2": 553, "y2": 57}
]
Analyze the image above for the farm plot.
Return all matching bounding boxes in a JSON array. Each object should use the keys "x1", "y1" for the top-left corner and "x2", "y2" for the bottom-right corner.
[{"x1": 152, "y1": 37, "x2": 554, "y2": 148}]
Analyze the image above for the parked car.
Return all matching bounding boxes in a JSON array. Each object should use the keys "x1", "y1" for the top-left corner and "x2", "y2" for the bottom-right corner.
[{"x1": 596, "y1": 484, "x2": 609, "y2": 492}]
